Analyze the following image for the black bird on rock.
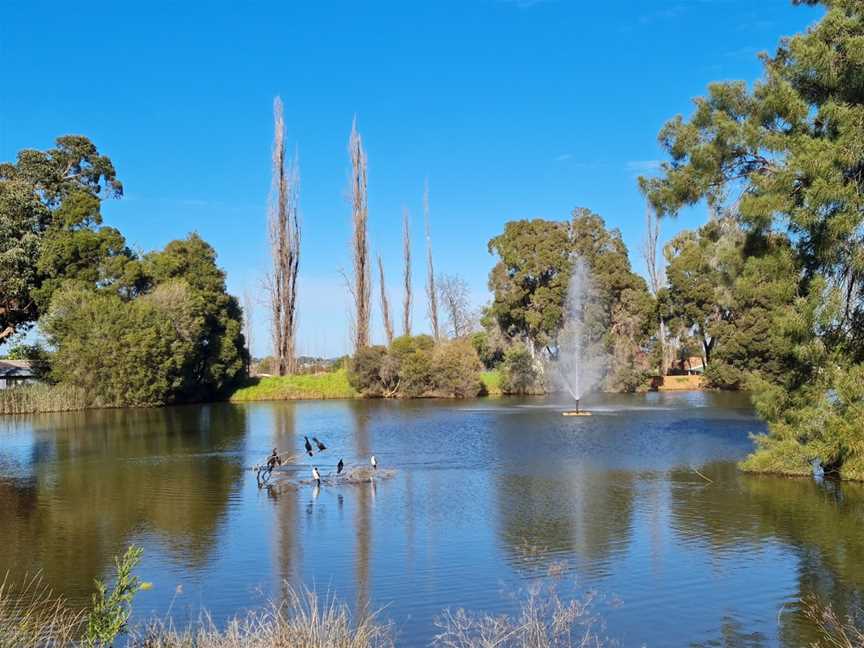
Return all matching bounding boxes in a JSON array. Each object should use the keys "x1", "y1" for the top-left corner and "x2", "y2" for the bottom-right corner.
[
  {"x1": 313, "y1": 437, "x2": 327, "y2": 452},
  {"x1": 304, "y1": 436, "x2": 313, "y2": 457},
  {"x1": 337, "y1": 458, "x2": 344, "y2": 475}
]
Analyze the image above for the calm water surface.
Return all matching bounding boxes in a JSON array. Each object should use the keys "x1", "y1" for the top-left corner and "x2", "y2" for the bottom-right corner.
[{"x1": 2, "y1": 392, "x2": 863, "y2": 646}]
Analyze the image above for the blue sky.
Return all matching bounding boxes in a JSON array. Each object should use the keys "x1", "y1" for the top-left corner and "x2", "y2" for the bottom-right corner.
[{"x1": 1, "y1": 0, "x2": 822, "y2": 357}]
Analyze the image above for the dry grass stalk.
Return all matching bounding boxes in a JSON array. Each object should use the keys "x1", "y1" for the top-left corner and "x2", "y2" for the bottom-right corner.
[
  {"x1": 268, "y1": 97, "x2": 301, "y2": 376},
  {"x1": 0, "y1": 572, "x2": 84, "y2": 648},
  {"x1": 402, "y1": 207, "x2": 412, "y2": 336},
  {"x1": 424, "y1": 179, "x2": 440, "y2": 341},
  {"x1": 377, "y1": 255, "x2": 394, "y2": 345},
  {"x1": 349, "y1": 118, "x2": 371, "y2": 351},
  {"x1": 130, "y1": 586, "x2": 394, "y2": 648},
  {"x1": 802, "y1": 596, "x2": 864, "y2": 648},
  {"x1": 434, "y1": 584, "x2": 609, "y2": 648}
]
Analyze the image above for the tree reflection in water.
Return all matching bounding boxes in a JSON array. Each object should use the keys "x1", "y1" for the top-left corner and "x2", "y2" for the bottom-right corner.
[{"x1": 0, "y1": 404, "x2": 246, "y2": 604}]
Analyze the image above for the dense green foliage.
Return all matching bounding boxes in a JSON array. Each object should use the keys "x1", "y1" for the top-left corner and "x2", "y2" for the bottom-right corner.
[
  {"x1": 643, "y1": 0, "x2": 864, "y2": 478},
  {"x1": 1, "y1": 138, "x2": 247, "y2": 408},
  {"x1": 348, "y1": 335, "x2": 484, "y2": 398},
  {"x1": 661, "y1": 217, "x2": 799, "y2": 389},
  {"x1": 486, "y1": 209, "x2": 655, "y2": 393}
]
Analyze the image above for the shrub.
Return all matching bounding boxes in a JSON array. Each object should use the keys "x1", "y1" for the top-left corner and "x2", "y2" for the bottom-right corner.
[
  {"x1": 470, "y1": 331, "x2": 505, "y2": 369},
  {"x1": 704, "y1": 362, "x2": 745, "y2": 390},
  {"x1": 431, "y1": 339, "x2": 484, "y2": 398},
  {"x1": 348, "y1": 346, "x2": 387, "y2": 396},
  {"x1": 398, "y1": 348, "x2": 434, "y2": 397},
  {"x1": 85, "y1": 545, "x2": 150, "y2": 647},
  {"x1": 500, "y1": 344, "x2": 543, "y2": 395}
]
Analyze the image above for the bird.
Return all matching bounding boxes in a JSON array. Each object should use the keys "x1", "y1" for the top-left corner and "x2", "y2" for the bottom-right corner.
[
  {"x1": 370, "y1": 455, "x2": 377, "y2": 470},
  {"x1": 313, "y1": 437, "x2": 327, "y2": 452},
  {"x1": 312, "y1": 466, "x2": 321, "y2": 486},
  {"x1": 304, "y1": 436, "x2": 313, "y2": 457},
  {"x1": 266, "y1": 448, "x2": 281, "y2": 471},
  {"x1": 337, "y1": 458, "x2": 344, "y2": 475}
]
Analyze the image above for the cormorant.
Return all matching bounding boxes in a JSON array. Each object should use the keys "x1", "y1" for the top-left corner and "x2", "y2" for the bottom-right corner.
[
  {"x1": 337, "y1": 458, "x2": 344, "y2": 475},
  {"x1": 304, "y1": 436, "x2": 313, "y2": 456},
  {"x1": 313, "y1": 437, "x2": 327, "y2": 452}
]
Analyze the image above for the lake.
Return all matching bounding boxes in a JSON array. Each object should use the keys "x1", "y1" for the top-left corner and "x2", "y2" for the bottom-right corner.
[{"x1": 1, "y1": 392, "x2": 863, "y2": 646}]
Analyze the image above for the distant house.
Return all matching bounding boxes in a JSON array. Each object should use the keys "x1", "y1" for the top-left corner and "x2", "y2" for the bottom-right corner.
[
  {"x1": 0, "y1": 360, "x2": 36, "y2": 389},
  {"x1": 683, "y1": 356, "x2": 705, "y2": 375}
]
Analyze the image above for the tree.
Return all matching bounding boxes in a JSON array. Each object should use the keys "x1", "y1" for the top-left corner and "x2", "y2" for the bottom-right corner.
[
  {"x1": 661, "y1": 216, "x2": 743, "y2": 368},
  {"x1": 487, "y1": 218, "x2": 572, "y2": 354},
  {"x1": 0, "y1": 136, "x2": 128, "y2": 344},
  {"x1": 267, "y1": 97, "x2": 301, "y2": 376},
  {"x1": 377, "y1": 254, "x2": 394, "y2": 344},
  {"x1": 424, "y1": 180, "x2": 440, "y2": 340},
  {"x1": 143, "y1": 233, "x2": 248, "y2": 400},
  {"x1": 641, "y1": 0, "x2": 864, "y2": 478},
  {"x1": 437, "y1": 273, "x2": 474, "y2": 338},
  {"x1": 402, "y1": 207, "x2": 412, "y2": 336},
  {"x1": 641, "y1": 206, "x2": 671, "y2": 374},
  {"x1": 349, "y1": 119, "x2": 371, "y2": 350}
]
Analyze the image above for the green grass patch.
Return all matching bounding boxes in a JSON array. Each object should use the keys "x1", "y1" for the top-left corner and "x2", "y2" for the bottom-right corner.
[
  {"x1": 481, "y1": 370, "x2": 502, "y2": 396},
  {"x1": 229, "y1": 368, "x2": 358, "y2": 402}
]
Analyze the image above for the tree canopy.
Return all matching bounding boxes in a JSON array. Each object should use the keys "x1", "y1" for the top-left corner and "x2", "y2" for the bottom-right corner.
[{"x1": 642, "y1": 0, "x2": 864, "y2": 479}]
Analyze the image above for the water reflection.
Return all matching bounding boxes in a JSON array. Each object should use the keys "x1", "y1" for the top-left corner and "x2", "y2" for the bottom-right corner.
[
  {"x1": 670, "y1": 463, "x2": 864, "y2": 646},
  {"x1": 1, "y1": 394, "x2": 863, "y2": 647},
  {"x1": 0, "y1": 405, "x2": 245, "y2": 602}
]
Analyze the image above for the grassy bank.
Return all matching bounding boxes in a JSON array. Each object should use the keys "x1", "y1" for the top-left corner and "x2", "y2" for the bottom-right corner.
[
  {"x1": 481, "y1": 370, "x2": 502, "y2": 396},
  {"x1": 0, "y1": 383, "x2": 88, "y2": 415},
  {"x1": 229, "y1": 368, "x2": 358, "y2": 402}
]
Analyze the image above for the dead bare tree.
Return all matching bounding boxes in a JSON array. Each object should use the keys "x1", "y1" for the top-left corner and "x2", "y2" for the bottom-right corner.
[
  {"x1": 242, "y1": 288, "x2": 255, "y2": 370},
  {"x1": 437, "y1": 273, "x2": 474, "y2": 338},
  {"x1": 424, "y1": 180, "x2": 440, "y2": 341},
  {"x1": 377, "y1": 254, "x2": 394, "y2": 344},
  {"x1": 402, "y1": 207, "x2": 412, "y2": 336},
  {"x1": 267, "y1": 97, "x2": 301, "y2": 376},
  {"x1": 642, "y1": 205, "x2": 670, "y2": 375},
  {"x1": 349, "y1": 118, "x2": 371, "y2": 351}
]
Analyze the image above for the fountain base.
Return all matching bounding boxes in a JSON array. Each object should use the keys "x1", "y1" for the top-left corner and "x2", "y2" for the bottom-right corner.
[{"x1": 562, "y1": 411, "x2": 592, "y2": 417}]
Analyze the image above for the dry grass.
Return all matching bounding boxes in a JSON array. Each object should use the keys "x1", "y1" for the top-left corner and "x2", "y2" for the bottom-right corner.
[
  {"x1": 433, "y1": 584, "x2": 611, "y2": 648},
  {"x1": 0, "y1": 573, "x2": 84, "y2": 648},
  {"x1": 131, "y1": 587, "x2": 393, "y2": 648},
  {"x1": 803, "y1": 597, "x2": 864, "y2": 648},
  {"x1": 0, "y1": 383, "x2": 88, "y2": 415}
]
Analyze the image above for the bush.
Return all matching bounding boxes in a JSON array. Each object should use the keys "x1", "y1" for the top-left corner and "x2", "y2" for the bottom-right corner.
[
  {"x1": 430, "y1": 339, "x2": 484, "y2": 398},
  {"x1": 704, "y1": 361, "x2": 745, "y2": 390},
  {"x1": 500, "y1": 344, "x2": 543, "y2": 395},
  {"x1": 348, "y1": 336, "x2": 484, "y2": 399},
  {"x1": 348, "y1": 346, "x2": 388, "y2": 396},
  {"x1": 470, "y1": 331, "x2": 505, "y2": 369}
]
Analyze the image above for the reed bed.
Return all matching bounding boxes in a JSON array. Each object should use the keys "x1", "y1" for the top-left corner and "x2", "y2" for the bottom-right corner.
[{"x1": 0, "y1": 384, "x2": 88, "y2": 415}]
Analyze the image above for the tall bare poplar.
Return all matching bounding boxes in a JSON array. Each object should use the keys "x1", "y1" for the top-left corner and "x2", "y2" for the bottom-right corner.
[
  {"x1": 402, "y1": 207, "x2": 412, "y2": 336},
  {"x1": 349, "y1": 118, "x2": 371, "y2": 351},
  {"x1": 642, "y1": 205, "x2": 669, "y2": 375},
  {"x1": 268, "y1": 97, "x2": 301, "y2": 376},
  {"x1": 242, "y1": 288, "x2": 255, "y2": 369},
  {"x1": 377, "y1": 255, "x2": 394, "y2": 344},
  {"x1": 424, "y1": 180, "x2": 440, "y2": 340}
]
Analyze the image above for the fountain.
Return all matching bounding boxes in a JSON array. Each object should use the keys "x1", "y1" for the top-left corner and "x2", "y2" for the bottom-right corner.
[{"x1": 554, "y1": 257, "x2": 604, "y2": 416}]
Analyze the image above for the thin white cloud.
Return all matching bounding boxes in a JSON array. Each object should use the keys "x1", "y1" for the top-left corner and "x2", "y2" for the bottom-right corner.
[
  {"x1": 626, "y1": 160, "x2": 663, "y2": 172},
  {"x1": 555, "y1": 153, "x2": 573, "y2": 162}
]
